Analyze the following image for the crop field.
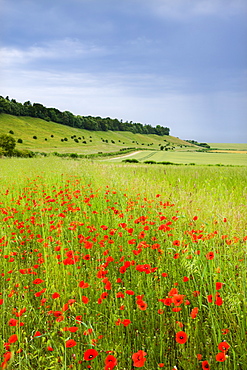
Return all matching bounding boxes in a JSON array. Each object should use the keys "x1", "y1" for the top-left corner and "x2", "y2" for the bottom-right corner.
[
  {"x1": 0, "y1": 157, "x2": 246, "y2": 370},
  {"x1": 107, "y1": 150, "x2": 247, "y2": 166}
]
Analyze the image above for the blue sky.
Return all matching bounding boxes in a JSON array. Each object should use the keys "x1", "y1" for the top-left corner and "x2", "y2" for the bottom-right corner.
[{"x1": 1, "y1": 0, "x2": 247, "y2": 143}]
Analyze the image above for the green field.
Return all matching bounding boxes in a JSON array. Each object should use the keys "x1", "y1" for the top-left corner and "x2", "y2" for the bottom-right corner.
[
  {"x1": 0, "y1": 157, "x2": 246, "y2": 369},
  {"x1": 0, "y1": 113, "x2": 246, "y2": 166},
  {"x1": 107, "y1": 150, "x2": 247, "y2": 166}
]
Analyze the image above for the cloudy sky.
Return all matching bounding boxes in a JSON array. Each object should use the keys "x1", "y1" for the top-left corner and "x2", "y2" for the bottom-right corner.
[{"x1": 1, "y1": 0, "x2": 247, "y2": 143}]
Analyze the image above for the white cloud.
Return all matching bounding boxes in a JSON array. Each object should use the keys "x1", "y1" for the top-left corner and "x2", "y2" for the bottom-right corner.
[
  {"x1": 0, "y1": 39, "x2": 106, "y2": 68},
  {"x1": 1, "y1": 67, "x2": 246, "y2": 143}
]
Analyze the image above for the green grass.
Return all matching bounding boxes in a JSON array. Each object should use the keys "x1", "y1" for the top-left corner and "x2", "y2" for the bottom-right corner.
[
  {"x1": 0, "y1": 157, "x2": 246, "y2": 369},
  {"x1": 209, "y1": 143, "x2": 247, "y2": 151},
  {"x1": 0, "y1": 114, "x2": 193, "y2": 154},
  {"x1": 107, "y1": 150, "x2": 247, "y2": 166}
]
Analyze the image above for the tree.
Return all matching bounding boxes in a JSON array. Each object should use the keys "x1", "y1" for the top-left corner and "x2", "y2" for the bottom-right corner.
[{"x1": 0, "y1": 134, "x2": 16, "y2": 156}]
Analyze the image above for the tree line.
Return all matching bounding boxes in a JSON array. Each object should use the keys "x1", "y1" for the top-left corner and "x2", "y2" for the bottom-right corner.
[{"x1": 0, "y1": 96, "x2": 170, "y2": 136}]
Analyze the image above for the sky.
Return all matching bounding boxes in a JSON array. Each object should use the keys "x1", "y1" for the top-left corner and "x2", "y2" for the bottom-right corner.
[{"x1": 1, "y1": 0, "x2": 247, "y2": 143}]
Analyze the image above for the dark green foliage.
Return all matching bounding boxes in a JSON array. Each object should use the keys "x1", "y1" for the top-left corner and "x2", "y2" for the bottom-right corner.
[
  {"x1": 144, "y1": 160, "x2": 156, "y2": 164},
  {"x1": 0, "y1": 96, "x2": 170, "y2": 136},
  {"x1": 9, "y1": 130, "x2": 14, "y2": 134},
  {"x1": 0, "y1": 134, "x2": 16, "y2": 155},
  {"x1": 122, "y1": 158, "x2": 139, "y2": 163},
  {"x1": 12, "y1": 149, "x2": 36, "y2": 158},
  {"x1": 69, "y1": 153, "x2": 78, "y2": 158},
  {"x1": 33, "y1": 136, "x2": 37, "y2": 139},
  {"x1": 186, "y1": 139, "x2": 210, "y2": 149},
  {"x1": 17, "y1": 138, "x2": 23, "y2": 143}
]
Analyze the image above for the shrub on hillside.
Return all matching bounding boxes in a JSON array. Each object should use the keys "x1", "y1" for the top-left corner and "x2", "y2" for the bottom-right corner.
[
  {"x1": 0, "y1": 134, "x2": 16, "y2": 156},
  {"x1": 12, "y1": 149, "x2": 35, "y2": 158},
  {"x1": 122, "y1": 159, "x2": 139, "y2": 163},
  {"x1": 144, "y1": 160, "x2": 157, "y2": 164}
]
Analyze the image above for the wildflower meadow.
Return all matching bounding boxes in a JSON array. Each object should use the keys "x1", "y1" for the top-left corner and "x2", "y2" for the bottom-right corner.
[{"x1": 0, "y1": 158, "x2": 246, "y2": 369}]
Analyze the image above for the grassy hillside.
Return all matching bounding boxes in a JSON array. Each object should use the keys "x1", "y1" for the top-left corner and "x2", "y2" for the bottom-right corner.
[{"x1": 0, "y1": 113, "x2": 194, "y2": 154}]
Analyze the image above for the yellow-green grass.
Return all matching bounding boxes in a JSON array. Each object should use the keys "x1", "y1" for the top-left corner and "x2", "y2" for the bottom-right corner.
[
  {"x1": 106, "y1": 149, "x2": 247, "y2": 166},
  {"x1": 0, "y1": 158, "x2": 246, "y2": 369},
  {"x1": 0, "y1": 114, "x2": 193, "y2": 153},
  {"x1": 209, "y1": 143, "x2": 247, "y2": 151}
]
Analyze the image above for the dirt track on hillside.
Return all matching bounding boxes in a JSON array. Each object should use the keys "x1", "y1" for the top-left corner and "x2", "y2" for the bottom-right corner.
[{"x1": 108, "y1": 151, "x2": 141, "y2": 160}]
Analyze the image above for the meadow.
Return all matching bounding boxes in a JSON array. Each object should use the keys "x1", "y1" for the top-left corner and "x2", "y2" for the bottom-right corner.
[
  {"x1": 107, "y1": 150, "x2": 247, "y2": 166},
  {"x1": 0, "y1": 157, "x2": 246, "y2": 370}
]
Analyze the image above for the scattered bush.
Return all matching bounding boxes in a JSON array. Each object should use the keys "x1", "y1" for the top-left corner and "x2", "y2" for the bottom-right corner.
[
  {"x1": 17, "y1": 138, "x2": 23, "y2": 143},
  {"x1": 9, "y1": 130, "x2": 14, "y2": 134},
  {"x1": 0, "y1": 134, "x2": 16, "y2": 156},
  {"x1": 122, "y1": 158, "x2": 139, "y2": 163},
  {"x1": 70, "y1": 153, "x2": 78, "y2": 158},
  {"x1": 12, "y1": 149, "x2": 36, "y2": 158},
  {"x1": 33, "y1": 136, "x2": 37, "y2": 139}
]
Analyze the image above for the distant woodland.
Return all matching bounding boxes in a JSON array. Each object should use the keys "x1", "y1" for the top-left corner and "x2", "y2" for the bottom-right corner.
[{"x1": 0, "y1": 96, "x2": 170, "y2": 136}]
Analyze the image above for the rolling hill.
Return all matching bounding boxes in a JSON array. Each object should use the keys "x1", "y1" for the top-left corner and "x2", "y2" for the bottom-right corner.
[{"x1": 0, "y1": 113, "x2": 195, "y2": 154}]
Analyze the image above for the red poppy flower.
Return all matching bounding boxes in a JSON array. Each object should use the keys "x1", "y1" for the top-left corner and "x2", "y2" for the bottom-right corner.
[
  {"x1": 34, "y1": 331, "x2": 42, "y2": 337},
  {"x1": 202, "y1": 360, "x2": 210, "y2": 369},
  {"x1": 104, "y1": 354, "x2": 117, "y2": 369},
  {"x1": 8, "y1": 334, "x2": 18, "y2": 344},
  {"x1": 207, "y1": 295, "x2": 213, "y2": 303},
  {"x1": 190, "y1": 307, "x2": 199, "y2": 319},
  {"x1": 206, "y1": 252, "x2": 214, "y2": 260},
  {"x1": 52, "y1": 292, "x2": 60, "y2": 299},
  {"x1": 132, "y1": 350, "x2": 147, "y2": 367},
  {"x1": 218, "y1": 341, "x2": 230, "y2": 352},
  {"x1": 137, "y1": 301, "x2": 148, "y2": 310},
  {"x1": 215, "y1": 296, "x2": 223, "y2": 306},
  {"x1": 122, "y1": 319, "x2": 131, "y2": 327},
  {"x1": 216, "y1": 282, "x2": 223, "y2": 290},
  {"x1": 65, "y1": 339, "x2": 77, "y2": 348},
  {"x1": 216, "y1": 352, "x2": 226, "y2": 362},
  {"x1": 33, "y1": 278, "x2": 44, "y2": 284},
  {"x1": 222, "y1": 328, "x2": 229, "y2": 335},
  {"x1": 171, "y1": 294, "x2": 184, "y2": 306},
  {"x1": 83, "y1": 348, "x2": 99, "y2": 361},
  {"x1": 82, "y1": 296, "x2": 89, "y2": 304},
  {"x1": 47, "y1": 346, "x2": 54, "y2": 351},
  {"x1": 175, "y1": 331, "x2": 188, "y2": 344}
]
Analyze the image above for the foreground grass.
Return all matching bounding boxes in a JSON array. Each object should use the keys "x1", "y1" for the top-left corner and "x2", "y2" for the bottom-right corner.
[{"x1": 0, "y1": 158, "x2": 246, "y2": 369}]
